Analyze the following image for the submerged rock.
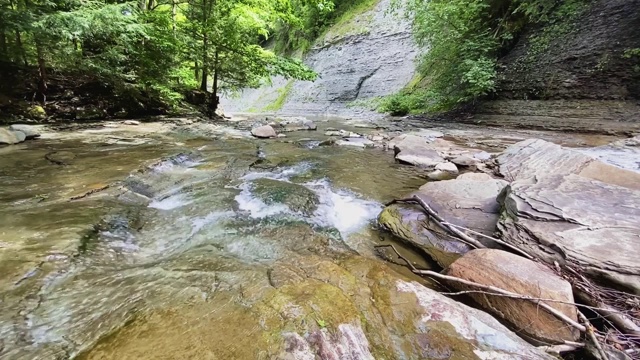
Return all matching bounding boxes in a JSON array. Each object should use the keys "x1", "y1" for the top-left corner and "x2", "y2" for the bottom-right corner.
[
  {"x1": 446, "y1": 249, "x2": 580, "y2": 344},
  {"x1": 497, "y1": 139, "x2": 640, "y2": 294},
  {"x1": 251, "y1": 178, "x2": 319, "y2": 215},
  {"x1": 336, "y1": 138, "x2": 374, "y2": 148},
  {"x1": 251, "y1": 125, "x2": 277, "y2": 138},
  {"x1": 378, "y1": 173, "x2": 508, "y2": 267}
]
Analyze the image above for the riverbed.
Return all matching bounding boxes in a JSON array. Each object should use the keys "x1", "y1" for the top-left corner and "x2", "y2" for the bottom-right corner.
[{"x1": 0, "y1": 116, "x2": 629, "y2": 359}]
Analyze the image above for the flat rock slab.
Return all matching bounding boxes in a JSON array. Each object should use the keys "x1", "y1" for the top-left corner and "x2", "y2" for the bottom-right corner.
[
  {"x1": 498, "y1": 139, "x2": 640, "y2": 294},
  {"x1": 447, "y1": 249, "x2": 579, "y2": 344},
  {"x1": 390, "y1": 134, "x2": 445, "y2": 168},
  {"x1": 395, "y1": 281, "x2": 555, "y2": 360},
  {"x1": 379, "y1": 173, "x2": 508, "y2": 267}
]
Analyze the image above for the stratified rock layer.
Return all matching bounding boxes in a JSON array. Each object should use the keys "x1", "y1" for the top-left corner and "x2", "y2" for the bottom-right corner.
[{"x1": 497, "y1": 139, "x2": 640, "y2": 294}]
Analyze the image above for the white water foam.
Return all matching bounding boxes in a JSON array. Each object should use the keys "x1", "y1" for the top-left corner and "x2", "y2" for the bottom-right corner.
[
  {"x1": 149, "y1": 193, "x2": 193, "y2": 210},
  {"x1": 234, "y1": 164, "x2": 382, "y2": 237},
  {"x1": 307, "y1": 179, "x2": 382, "y2": 237}
]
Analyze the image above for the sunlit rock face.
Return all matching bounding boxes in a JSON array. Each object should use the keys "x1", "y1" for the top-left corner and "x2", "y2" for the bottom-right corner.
[{"x1": 223, "y1": 0, "x2": 418, "y2": 117}]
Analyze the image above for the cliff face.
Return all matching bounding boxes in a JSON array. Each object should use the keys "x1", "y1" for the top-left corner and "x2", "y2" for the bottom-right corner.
[
  {"x1": 496, "y1": 0, "x2": 640, "y2": 100},
  {"x1": 223, "y1": 0, "x2": 418, "y2": 116}
]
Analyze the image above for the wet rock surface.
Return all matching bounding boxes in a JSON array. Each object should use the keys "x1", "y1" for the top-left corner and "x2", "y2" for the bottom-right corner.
[
  {"x1": 379, "y1": 173, "x2": 508, "y2": 266},
  {"x1": 446, "y1": 249, "x2": 580, "y2": 344},
  {"x1": 250, "y1": 178, "x2": 320, "y2": 215},
  {"x1": 1, "y1": 117, "x2": 638, "y2": 359}
]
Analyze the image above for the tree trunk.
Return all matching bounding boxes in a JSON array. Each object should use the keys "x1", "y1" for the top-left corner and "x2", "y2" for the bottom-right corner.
[
  {"x1": 199, "y1": 0, "x2": 208, "y2": 92},
  {"x1": 15, "y1": 31, "x2": 27, "y2": 66},
  {"x1": 200, "y1": 33, "x2": 208, "y2": 91},
  {"x1": 147, "y1": 0, "x2": 154, "y2": 11},
  {"x1": 35, "y1": 40, "x2": 47, "y2": 104},
  {"x1": 171, "y1": 0, "x2": 177, "y2": 35},
  {"x1": 211, "y1": 49, "x2": 219, "y2": 112},
  {"x1": 0, "y1": 32, "x2": 7, "y2": 60}
]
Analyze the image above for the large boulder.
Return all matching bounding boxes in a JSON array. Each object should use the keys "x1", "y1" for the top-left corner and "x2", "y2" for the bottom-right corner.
[
  {"x1": 251, "y1": 125, "x2": 277, "y2": 138},
  {"x1": 0, "y1": 128, "x2": 23, "y2": 145},
  {"x1": 251, "y1": 178, "x2": 319, "y2": 215},
  {"x1": 446, "y1": 249, "x2": 580, "y2": 344},
  {"x1": 389, "y1": 134, "x2": 445, "y2": 168},
  {"x1": 497, "y1": 139, "x2": 640, "y2": 294},
  {"x1": 9, "y1": 124, "x2": 41, "y2": 140},
  {"x1": 378, "y1": 173, "x2": 508, "y2": 267}
]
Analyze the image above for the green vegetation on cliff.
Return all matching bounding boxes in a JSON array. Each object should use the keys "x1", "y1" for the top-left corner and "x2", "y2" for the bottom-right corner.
[
  {"x1": 379, "y1": 0, "x2": 591, "y2": 115},
  {"x1": 271, "y1": 0, "x2": 379, "y2": 54}
]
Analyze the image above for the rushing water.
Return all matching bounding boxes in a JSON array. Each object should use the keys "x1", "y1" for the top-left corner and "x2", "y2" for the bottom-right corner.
[
  {"x1": 0, "y1": 120, "x2": 431, "y2": 359},
  {"x1": 0, "y1": 118, "x2": 629, "y2": 359}
]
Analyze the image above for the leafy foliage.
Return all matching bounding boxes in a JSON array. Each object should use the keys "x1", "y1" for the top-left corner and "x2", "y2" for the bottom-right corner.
[
  {"x1": 385, "y1": 0, "x2": 590, "y2": 114},
  {"x1": 271, "y1": 0, "x2": 378, "y2": 55},
  {"x1": 0, "y1": 0, "x2": 318, "y2": 112}
]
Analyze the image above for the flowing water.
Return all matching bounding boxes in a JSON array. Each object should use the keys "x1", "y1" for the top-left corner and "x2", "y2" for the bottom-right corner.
[
  {"x1": 0, "y1": 118, "x2": 629, "y2": 359},
  {"x1": 0, "y1": 120, "x2": 433, "y2": 359}
]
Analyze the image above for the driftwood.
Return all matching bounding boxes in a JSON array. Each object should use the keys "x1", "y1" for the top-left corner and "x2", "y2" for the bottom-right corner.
[
  {"x1": 579, "y1": 311, "x2": 610, "y2": 360},
  {"x1": 413, "y1": 269, "x2": 587, "y2": 333},
  {"x1": 382, "y1": 193, "x2": 640, "y2": 357},
  {"x1": 386, "y1": 195, "x2": 486, "y2": 249}
]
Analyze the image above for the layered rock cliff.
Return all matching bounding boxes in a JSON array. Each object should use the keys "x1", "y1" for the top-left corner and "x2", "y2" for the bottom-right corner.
[{"x1": 223, "y1": 0, "x2": 418, "y2": 116}]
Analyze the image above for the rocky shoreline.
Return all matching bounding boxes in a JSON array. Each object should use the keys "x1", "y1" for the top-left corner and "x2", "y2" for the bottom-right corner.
[{"x1": 376, "y1": 130, "x2": 640, "y2": 359}]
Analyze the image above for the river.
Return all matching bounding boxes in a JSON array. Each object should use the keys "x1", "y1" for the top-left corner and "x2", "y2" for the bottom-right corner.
[{"x1": 0, "y1": 116, "x2": 626, "y2": 359}]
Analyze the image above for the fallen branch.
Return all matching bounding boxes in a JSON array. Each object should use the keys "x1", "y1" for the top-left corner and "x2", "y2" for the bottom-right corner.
[
  {"x1": 574, "y1": 288, "x2": 640, "y2": 337},
  {"x1": 413, "y1": 269, "x2": 587, "y2": 333},
  {"x1": 579, "y1": 311, "x2": 610, "y2": 360},
  {"x1": 538, "y1": 343, "x2": 584, "y2": 355},
  {"x1": 443, "y1": 222, "x2": 534, "y2": 259},
  {"x1": 387, "y1": 195, "x2": 486, "y2": 249}
]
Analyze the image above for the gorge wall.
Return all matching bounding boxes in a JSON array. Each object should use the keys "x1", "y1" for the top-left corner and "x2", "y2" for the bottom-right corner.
[
  {"x1": 225, "y1": 0, "x2": 640, "y2": 135},
  {"x1": 222, "y1": 0, "x2": 418, "y2": 117}
]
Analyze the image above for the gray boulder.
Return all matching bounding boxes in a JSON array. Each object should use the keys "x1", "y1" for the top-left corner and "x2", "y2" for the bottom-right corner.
[
  {"x1": 13, "y1": 130, "x2": 26, "y2": 143},
  {"x1": 251, "y1": 125, "x2": 277, "y2": 138},
  {"x1": 389, "y1": 134, "x2": 445, "y2": 168},
  {"x1": 9, "y1": 124, "x2": 40, "y2": 139},
  {"x1": 497, "y1": 139, "x2": 640, "y2": 294},
  {"x1": 379, "y1": 173, "x2": 508, "y2": 267}
]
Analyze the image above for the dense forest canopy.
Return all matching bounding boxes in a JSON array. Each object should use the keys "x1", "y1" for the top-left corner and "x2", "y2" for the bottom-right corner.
[{"x1": 0, "y1": 0, "x2": 326, "y2": 112}]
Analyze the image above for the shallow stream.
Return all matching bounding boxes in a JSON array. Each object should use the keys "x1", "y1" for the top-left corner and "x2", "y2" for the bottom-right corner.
[{"x1": 0, "y1": 117, "x2": 628, "y2": 359}]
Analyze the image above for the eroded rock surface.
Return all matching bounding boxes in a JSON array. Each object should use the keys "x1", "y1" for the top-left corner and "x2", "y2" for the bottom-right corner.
[
  {"x1": 447, "y1": 249, "x2": 580, "y2": 344},
  {"x1": 378, "y1": 173, "x2": 508, "y2": 267},
  {"x1": 497, "y1": 139, "x2": 640, "y2": 294}
]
